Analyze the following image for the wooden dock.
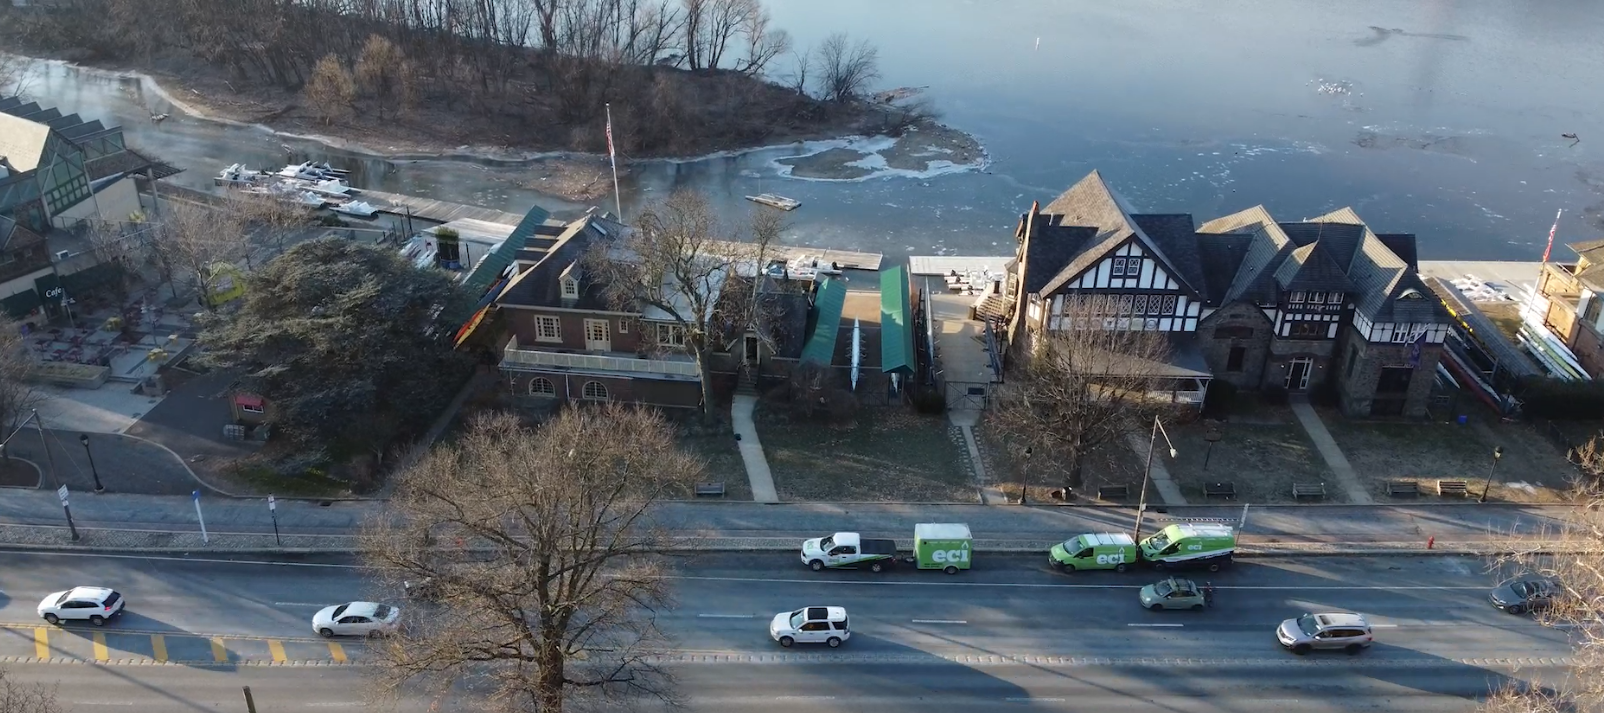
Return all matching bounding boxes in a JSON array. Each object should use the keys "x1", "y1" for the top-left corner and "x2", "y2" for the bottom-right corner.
[{"x1": 356, "y1": 188, "x2": 527, "y2": 226}]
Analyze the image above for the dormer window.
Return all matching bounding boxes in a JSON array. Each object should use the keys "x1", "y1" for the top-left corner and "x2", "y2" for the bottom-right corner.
[
  {"x1": 1328, "y1": 292, "x2": 1344, "y2": 304},
  {"x1": 1309, "y1": 291, "x2": 1325, "y2": 304},
  {"x1": 561, "y1": 277, "x2": 579, "y2": 299},
  {"x1": 1289, "y1": 291, "x2": 1305, "y2": 304}
]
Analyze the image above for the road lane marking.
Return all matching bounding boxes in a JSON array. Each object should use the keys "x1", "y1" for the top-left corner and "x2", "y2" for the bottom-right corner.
[
  {"x1": 268, "y1": 639, "x2": 287, "y2": 663},
  {"x1": 1371, "y1": 624, "x2": 1399, "y2": 628},
  {"x1": 0, "y1": 622, "x2": 330, "y2": 643},
  {"x1": 664, "y1": 575, "x2": 1487, "y2": 591},
  {"x1": 33, "y1": 627, "x2": 47, "y2": 658},
  {"x1": 92, "y1": 631, "x2": 109, "y2": 661},
  {"x1": 912, "y1": 619, "x2": 968, "y2": 624},
  {"x1": 697, "y1": 614, "x2": 756, "y2": 619},
  {"x1": 1007, "y1": 697, "x2": 1066, "y2": 702},
  {"x1": 1128, "y1": 623, "x2": 1185, "y2": 627},
  {"x1": 0, "y1": 551, "x2": 363, "y2": 569},
  {"x1": 210, "y1": 637, "x2": 228, "y2": 662},
  {"x1": 151, "y1": 635, "x2": 168, "y2": 663},
  {"x1": 328, "y1": 642, "x2": 347, "y2": 663},
  {"x1": 273, "y1": 602, "x2": 329, "y2": 607}
]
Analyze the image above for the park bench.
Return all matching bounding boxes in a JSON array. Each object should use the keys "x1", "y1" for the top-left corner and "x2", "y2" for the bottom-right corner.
[
  {"x1": 1435, "y1": 479, "x2": 1469, "y2": 497},
  {"x1": 1386, "y1": 480, "x2": 1420, "y2": 497},
  {"x1": 1291, "y1": 482, "x2": 1327, "y2": 501},
  {"x1": 1097, "y1": 485, "x2": 1130, "y2": 501},
  {"x1": 1203, "y1": 481, "x2": 1237, "y2": 500},
  {"x1": 695, "y1": 482, "x2": 726, "y2": 498}
]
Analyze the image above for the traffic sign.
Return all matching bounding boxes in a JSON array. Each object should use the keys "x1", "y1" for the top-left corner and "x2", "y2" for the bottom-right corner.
[
  {"x1": 267, "y1": 495, "x2": 276, "y2": 511},
  {"x1": 56, "y1": 485, "x2": 68, "y2": 505}
]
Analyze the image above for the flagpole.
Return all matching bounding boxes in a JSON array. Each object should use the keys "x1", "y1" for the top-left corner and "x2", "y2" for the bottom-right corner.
[
  {"x1": 606, "y1": 103, "x2": 623, "y2": 221},
  {"x1": 1541, "y1": 208, "x2": 1563, "y2": 264}
]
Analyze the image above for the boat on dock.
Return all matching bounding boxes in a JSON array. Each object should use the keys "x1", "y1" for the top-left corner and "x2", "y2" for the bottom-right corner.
[
  {"x1": 332, "y1": 200, "x2": 379, "y2": 218},
  {"x1": 745, "y1": 193, "x2": 801, "y2": 211},
  {"x1": 215, "y1": 163, "x2": 264, "y2": 187},
  {"x1": 307, "y1": 178, "x2": 352, "y2": 197},
  {"x1": 277, "y1": 161, "x2": 350, "y2": 182}
]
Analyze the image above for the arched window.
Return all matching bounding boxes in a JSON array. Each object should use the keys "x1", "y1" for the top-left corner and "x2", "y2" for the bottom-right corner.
[
  {"x1": 528, "y1": 377, "x2": 555, "y2": 397},
  {"x1": 582, "y1": 381, "x2": 609, "y2": 401}
]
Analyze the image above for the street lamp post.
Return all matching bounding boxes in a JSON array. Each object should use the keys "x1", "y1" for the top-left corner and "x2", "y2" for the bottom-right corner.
[
  {"x1": 1479, "y1": 446, "x2": 1505, "y2": 503},
  {"x1": 79, "y1": 434, "x2": 105, "y2": 493},
  {"x1": 1132, "y1": 416, "x2": 1178, "y2": 541}
]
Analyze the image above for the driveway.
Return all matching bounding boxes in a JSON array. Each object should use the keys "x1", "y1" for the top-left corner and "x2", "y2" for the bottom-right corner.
[{"x1": 123, "y1": 367, "x2": 256, "y2": 491}]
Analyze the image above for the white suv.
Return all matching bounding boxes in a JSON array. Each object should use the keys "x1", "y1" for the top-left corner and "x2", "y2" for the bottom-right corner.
[
  {"x1": 1277, "y1": 612, "x2": 1373, "y2": 655},
  {"x1": 769, "y1": 606, "x2": 850, "y2": 648},
  {"x1": 38, "y1": 587, "x2": 125, "y2": 626}
]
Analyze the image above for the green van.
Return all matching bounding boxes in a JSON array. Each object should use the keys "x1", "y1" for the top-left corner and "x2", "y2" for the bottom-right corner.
[
  {"x1": 1138, "y1": 523, "x2": 1236, "y2": 571},
  {"x1": 1049, "y1": 532, "x2": 1137, "y2": 572}
]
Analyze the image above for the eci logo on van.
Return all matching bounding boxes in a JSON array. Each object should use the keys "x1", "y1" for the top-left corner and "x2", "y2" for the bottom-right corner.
[
  {"x1": 931, "y1": 549, "x2": 970, "y2": 564},
  {"x1": 1095, "y1": 553, "x2": 1126, "y2": 565}
]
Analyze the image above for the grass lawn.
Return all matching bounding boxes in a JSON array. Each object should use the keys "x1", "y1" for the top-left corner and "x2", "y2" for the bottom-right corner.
[
  {"x1": 757, "y1": 407, "x2": 977, "y2": 502},
  {"x1": 1320, "y1": 411, "x2": 1577, "y2": 502},
  {"x1": 1166, "y1": 421, "x2": 1334, "y2": 503},
  {"x1": 677, "y1": 426, "x2": 754, "y2": 501},
  {"x1": 0, "y1": 458, "x2": 40, "y2": 488},
  {"x1": 227, "y1": 461, "x2": 355, "y2": 498}
]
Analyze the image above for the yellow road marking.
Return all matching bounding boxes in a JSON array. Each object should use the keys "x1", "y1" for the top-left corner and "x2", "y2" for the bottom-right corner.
[
  {"x1": 267, "y1": 640, "x2": 287, "y2": 663},
  {"x1": 328, "y1": 642, "x2": 346, "y2": 663},
  {"x1": 92, "y1": 632, "x2": 109, "y2": 661},
  {"x1": 151, "y1": 635, "x2": 168, "y2": 663},
  {"x1": 33, "y1": 627, "x2": 47, "y2": 659},
  {"x1": 210, "y1": 637, "x2": 228, "y2": 663}
]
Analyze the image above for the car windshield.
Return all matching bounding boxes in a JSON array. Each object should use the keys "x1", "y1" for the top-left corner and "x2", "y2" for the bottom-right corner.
[
  {"x1": 1145, "y1": 533, "x2": 1172, "y2": 551},
  {"x1": 1512, "y1": 581, "x2": 1534, "y2": 598},
  {"x1": 1296, "y1": 614, "x2": 1320, "y2": 636},
  {"x1": 1153, "y1": 581, "x2": 1174, "y2": 597},
  {"x1": 53, "y1": 592, "x2": 71, "y2": 605},
  {"x1": 373, "y1": 605, "x2": 393, "y2": 619},
  {"x1": 789, "y1": 610, "x2": 806, "y2": 629},
  {"x1": 819, "y1": 536, "x2": 834, "y2": 549},
  {"x1": 332, "y1": 604, "x2": 349, "y2": 618},
  {"x1": 1062, "y1": 538, "x2": 1082, "y2": 550}
]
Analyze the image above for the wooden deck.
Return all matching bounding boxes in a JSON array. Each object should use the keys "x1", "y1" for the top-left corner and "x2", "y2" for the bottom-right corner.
[
  {"x1": 356, "y1": 188, "x2": 527, "y2": 226},
  {"x1": 703, "y1": 240, "x2": 883, "y2": 271}
]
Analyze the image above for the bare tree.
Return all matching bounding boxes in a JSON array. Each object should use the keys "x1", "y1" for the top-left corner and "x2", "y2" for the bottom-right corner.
[
  {"x1": 226, "y1": 192, "x2": 316, "y2": 260},
  {"x1": 733, "y1": 4, "x2": 789, "y2": 77},
  {"x1": 987, "y1": 298, "x2": 1181, "y2": 493},
  {"x1": 815, "y1": 32, "x2": 879, "y2": 103},
  {"x1": 84, "y1": 219, "x2": 146, "y2": 310},
  {"x1": 590, "y1": 190, "x2": 780, "y2": 419},
  {"x1": 304, "y1": 53, "x2": 355, "y2": 125},
  {"x1": 147, "y1": 200, "x2": 249, "y2": 309},
  {"x1": 784, "y1": 46, "x2": 811, "y2": 96},
  {"x1": 355, "y1": 34, "x2": 417, "y2": 120},
  {"x1": 0, "y1": 668, "x2": 65, "y2": 713},
  {"x1": 361, "y1": 407, "x2": 702, "y2": 713},
  {"x1": 0, "y1": 53, "x2": 31, "y2": 96},
  {"x1": 0, "y1": 312, "x2": 44, "y2": 437}
]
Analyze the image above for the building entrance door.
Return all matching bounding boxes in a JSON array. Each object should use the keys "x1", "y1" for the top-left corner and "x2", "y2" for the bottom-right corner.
[{"x1": 1286, "y1": 357, "x2": 1313, "y2": 391}]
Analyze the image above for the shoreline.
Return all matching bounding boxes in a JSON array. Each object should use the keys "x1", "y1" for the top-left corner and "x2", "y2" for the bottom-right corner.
[{"x1": 11, "y1": 56, "x2": 989, "y2": 200}]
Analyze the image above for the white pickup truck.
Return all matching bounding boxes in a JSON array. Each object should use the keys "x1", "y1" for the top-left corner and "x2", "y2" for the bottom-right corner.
[{"x1": 800, "y1": 532, "x2": 899, "y2": 572}]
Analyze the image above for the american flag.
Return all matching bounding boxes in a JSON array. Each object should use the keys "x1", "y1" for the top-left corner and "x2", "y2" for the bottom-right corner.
[
  {"x1": 1541, "y1": 208, "x2": 1563, "y2": 263},
  {"x1": 606, "y1": 115, "x2": 616, "y2": 160}
]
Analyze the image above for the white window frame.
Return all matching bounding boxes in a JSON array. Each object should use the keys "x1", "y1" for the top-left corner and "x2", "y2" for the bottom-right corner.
[
  {"x1": 653, "y1": 322, "x2": 686, "y2": 347},
  {"x1": 1162, "y1": 295, "x2": 1177, "y2": 315},
  {"x1": 529, "y1": 377, "x2": 556, "y2": 397},
  {"x1": 1134, "y1": 295, "x2": 1148, "y2": 316},
  {"x1": 1391, "y1": 323, "x2": 1414, "y2": 344},
  {"x1": 1119, "y1": 294, "x2": 1133, "y2": 315},
  {"x1": 1309, "y1": 291, "x2": 1325, "y2": 304},
  {"x1": 1111, "y1": 257, "x2": 1127, "y2": 276},
  {"x1": 561, "y1": 277, "x2": 579, "y2": 299},
  {"x1": 1328, "y1": 292, "x2": 1344, "y2": 304},
  {"x1": 585, "y1": 319, "x2": 610, "y2": 344},
  {"x1": 535, "y1": 315, "x2": 561, "y2": 342},
  {"x1": 1289, "y1": 291, "x2": 1305, "y2": 303},
  {"x1": 582, "y1": 381, "x2": 609, "y2": 401},
  {"x1": 240, "y1": 402, "x2": 265, "y2": 415}
]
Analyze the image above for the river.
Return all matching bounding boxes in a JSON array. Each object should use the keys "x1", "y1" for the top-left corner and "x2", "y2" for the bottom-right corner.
[{"x1": 11, "y1": 0, "x2": 1604, "y2": 261}]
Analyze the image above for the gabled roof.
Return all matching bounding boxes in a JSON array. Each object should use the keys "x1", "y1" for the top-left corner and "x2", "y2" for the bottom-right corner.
[
  {"x1": 1273, "y1": 242, "x2": 1356, "y2": 294},
  {"x1": 494, "y1": 210, "x2": 617, "y2": 312},
  {"x1": 800, "y1": 277, "x2": 847, "y2": 365},
  {"x1": 1031, "y1": 172, "x2": 1203, "y2": 298},
  {"x1": 1198, "y1": 205, "x2": 1291, "y2": 305},
  {"x1": 0, "y1": 111, "x2": 51, "y2": 173},
  {"x1": 1130, "y1": 213, "x2": 1205, "y2": 299},
  {"x1": 1194, "y1": 233, "x2": 1252, "y2": 303},
  {"x1": 880, "y1": 266, "x2": 914, "y2": 375},
  {"x1": 1306, "y1": 207, "x2": 1436, "y2": 322},
  {"x1": 0, "y1": 214, "x2": 44, "y2": 251},
  {"x1": 1018, "y1": 212, "x2": 1094, "y2": 295}
]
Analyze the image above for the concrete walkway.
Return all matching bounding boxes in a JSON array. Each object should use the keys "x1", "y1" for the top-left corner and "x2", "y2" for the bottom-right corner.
[
  {"x1": 730, "y1": 395, "x2": 778, "y2": 503},
  {"x1": 1289, "y1": 401, "x2": 1374, "y2": 504},
  {"x1": 1126, "y1": 433, "x2": 1188, "y2": 505},
  {"x1": 948, "y1": 409, "x2": 1005, "y2": 504}
]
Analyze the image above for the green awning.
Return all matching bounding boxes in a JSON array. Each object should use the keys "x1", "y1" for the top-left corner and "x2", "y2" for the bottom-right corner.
[
  {"x1": 444, "y1": 204, "x2": 551, "y2": 327},
  {"x1": 1, "y1": 289, "x2": 40, "y2": 319},
  {"x1": 799, "y1": 277, "x2": 847, "y2": 365},
  {"x1": 880, "y1": 266, "x2": 914, "y2": 374}
]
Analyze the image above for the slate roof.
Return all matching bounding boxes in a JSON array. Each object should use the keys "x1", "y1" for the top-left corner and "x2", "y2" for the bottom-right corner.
[
  {"x1": 1030, "y1": 171, "x2": 1202, "y2": 298},
  {"x1": 1130, "y1": 213, "x2": 1205, "y2": 298},
  {"x1": 1198, "y1": 205, "x2": 1291, "y2": 305},
  {"x1": 1273, "y1": 242, "x2": 1356, "y2": 293},
  {"x1": 0, "y1": 111, "x2": 51, "y2": 173},
  {"x1": 1194, "y1": 233, "x2": 1252, "y2": 303},
  {"x1": 1019, "y1": 213, "x2": 1095, "y2": 295},
  {"x1": 493, "y1": 210, "x2": 615, "y2": 312},
  {"x1": 0, "y1": 214, "x2": 44, "y2": 251}
]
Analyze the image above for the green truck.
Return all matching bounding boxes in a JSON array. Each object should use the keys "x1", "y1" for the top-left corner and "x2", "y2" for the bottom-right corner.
[
  {"x1": 1049, "y1": 532, "x2": 1137, "y2": 572},
  {"x1": 801, "y1": 523, "x2": 973, "y2": 575},
  {"x1": 1139, "y1": 523, "x2": 1236, "y2": 571}
]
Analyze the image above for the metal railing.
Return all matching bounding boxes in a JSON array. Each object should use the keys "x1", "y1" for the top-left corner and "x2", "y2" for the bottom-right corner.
[{"x1": 502, "y1": 337, "x2": 700, "y2": 378}]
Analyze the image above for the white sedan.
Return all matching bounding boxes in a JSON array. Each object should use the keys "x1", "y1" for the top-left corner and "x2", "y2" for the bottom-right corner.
[
  {"x1": 38, "y1": 586, "x2": 125, "y2": 626},
  {"x1": 312, "y1": 601, "x2": 401, "y2": 638}
]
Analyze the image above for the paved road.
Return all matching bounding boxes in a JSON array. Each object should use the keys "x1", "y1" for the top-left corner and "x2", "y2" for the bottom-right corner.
[{"x1": 0, "y1": 551, "x2": 1575, "y2": 713}]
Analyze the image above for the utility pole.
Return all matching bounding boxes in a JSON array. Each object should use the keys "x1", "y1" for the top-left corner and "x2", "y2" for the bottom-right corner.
[{"x1": 1479, "y1": 446, "x2": 1505, "y2": 503}]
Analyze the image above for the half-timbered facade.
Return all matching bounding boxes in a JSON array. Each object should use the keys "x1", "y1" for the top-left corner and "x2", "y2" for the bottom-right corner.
[{"x1": 1005, "y1": 171, "x2": 1451, "y2": 418}]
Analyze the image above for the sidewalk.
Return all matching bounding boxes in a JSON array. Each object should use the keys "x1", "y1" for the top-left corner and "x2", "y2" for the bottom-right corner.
[{"x1": 0, "y1": 489, "x2": 1575, "y2": 548}]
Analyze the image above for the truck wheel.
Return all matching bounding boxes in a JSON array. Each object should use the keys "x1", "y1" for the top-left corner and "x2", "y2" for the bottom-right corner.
[
  {"x1": 870, "y1": 561, "x2": 884, "y2": 573},
  {"x1": 944, "y1": 566, "x2": 958, "y2": 575},
  {"x1": 809, "y1": 560, "x2": 824, "y2": 572},
  {"x1": 827, "y1": 637, "x2": 842, "y2": 648},
  {"x1": 779, "y1": 636, "x2": 794, "y2": 648},
  {"x1": 1115, "y1": 563, "x2": 1129, "y2": 573},
  {"x1": 1207, "y1": 562, "x2": 1221, "y2": 573},
  {"x1": 1152, "y1": 562, "x2": 1166, "y2": 571},
  {"x1": 1061, "y1": 563, "x2": 1076, "y2": 573}
]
